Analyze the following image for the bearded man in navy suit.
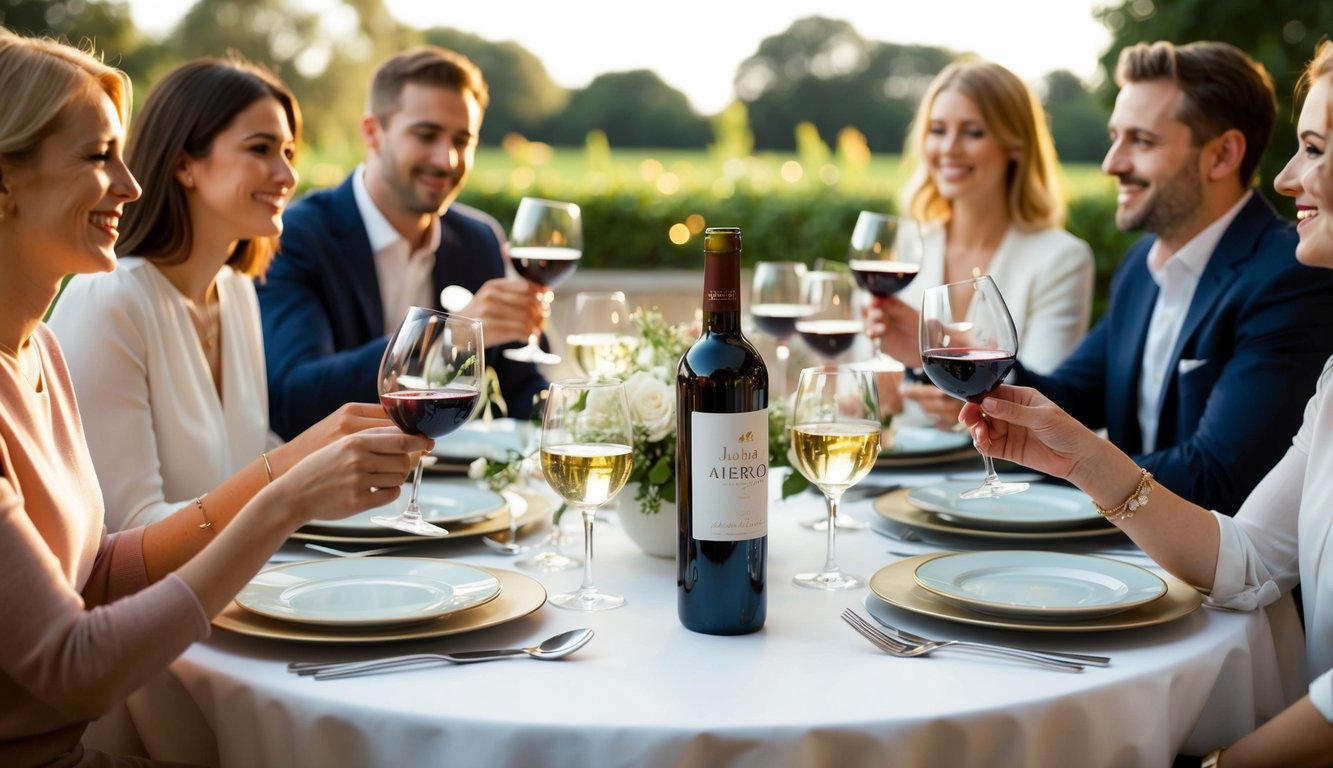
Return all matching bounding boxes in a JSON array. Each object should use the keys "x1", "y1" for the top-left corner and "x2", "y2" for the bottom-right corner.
[
  {"x1": 1012, "y1": 41, "x2": 1333, "y2": 515},
  {"x1": 875, "y1": 41, "x2": 1333, "y2": 515},
  {"x1": 258, "y1": 47, "x2": 546, "y2": 440}
]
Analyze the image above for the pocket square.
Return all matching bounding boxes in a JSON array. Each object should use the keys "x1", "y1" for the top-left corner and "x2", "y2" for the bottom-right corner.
[{"x1": 1177, "y1": 358, "x2": 1209, "y2": 375}]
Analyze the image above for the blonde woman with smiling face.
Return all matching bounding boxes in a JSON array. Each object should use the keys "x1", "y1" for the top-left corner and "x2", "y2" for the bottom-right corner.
[
  {"x1": 871, "y1": 59, "x2": 1095, "y2": 427},
  {"x1": 960, "y1": 43, "x2": 1333, "y2": 767},
  {"x1": 0, "y1": 30, "x2": 427, "y2": 766},
  {"x1": 49, "y1": 56, "x2": 398, "y2": 531}
]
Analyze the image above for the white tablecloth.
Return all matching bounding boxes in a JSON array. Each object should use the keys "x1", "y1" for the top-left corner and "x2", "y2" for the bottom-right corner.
[{"x1": 118, "y1": 465, "x2": 1307, "y2": 768}]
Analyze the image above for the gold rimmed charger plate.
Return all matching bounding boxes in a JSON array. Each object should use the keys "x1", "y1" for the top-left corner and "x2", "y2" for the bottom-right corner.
[
  {"x1": 213, "y1": 565, "x2": 546, "y2": 644},
  {"x1": 870, "y1": 554, "x2": 1201, "y2": 632},
  {"x1": 873, "y1": 488, "x2": 1122, "y2": 541},
  {"x1": 289, "y1": 490, "x2": 548, "y2": 545}
]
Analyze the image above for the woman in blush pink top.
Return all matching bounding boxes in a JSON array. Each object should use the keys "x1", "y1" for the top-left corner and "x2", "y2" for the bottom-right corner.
[{"x1": 0, "y1": 31, "x2": 431, "y2": 767}]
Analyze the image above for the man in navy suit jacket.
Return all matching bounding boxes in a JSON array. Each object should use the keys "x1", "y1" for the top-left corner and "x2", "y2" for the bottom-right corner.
[
  {"x1": 258, "y1": 47, "x2": 546, "y2": 441},
  {"x1": 1014, "y1": 41, "x2": 1333, "y2": 515}
]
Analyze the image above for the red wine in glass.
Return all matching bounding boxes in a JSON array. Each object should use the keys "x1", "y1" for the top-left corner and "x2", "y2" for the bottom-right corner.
[
  {"x1": 849, "y1": 260, "x2": 921, "y2": 298},
  {"x1": 511, "y1": 246, "x2": 580, "y2": 288},
  {"x1": 750, "y1": 303, "x2": 808, "y2": 340},
  {"x1": 920, "y1": 348, "x2": 1015, "y2": 403},
  {"x1": 380, "y1": 387, "x2": 481, "y2": 437},
  {"x1": 795, "y1": 318, "x2": 862, "y2": 360}
]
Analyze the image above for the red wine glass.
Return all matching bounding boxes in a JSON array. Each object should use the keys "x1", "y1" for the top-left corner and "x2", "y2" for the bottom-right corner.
[
  {"x1": 372, "y1": 307, "x2": 485, "y2": 536},
  {"x1": 504, "y1": 197, "x2": 582, "y2": 366},
  {"x1": 848, "y1": 211, "x2": 922, "y2": 373},
  {"x1": 918, "y1": 275, "x2": 1028, "y2": 499},
  {"x1": 750, "y1": 261, "x2": 809, "y2": 399}
]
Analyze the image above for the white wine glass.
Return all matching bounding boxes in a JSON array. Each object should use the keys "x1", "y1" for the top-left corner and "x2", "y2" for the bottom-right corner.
[
  {"x1": 848, "y1": 211, "x2": 922, "y2": 373},
  {"x1": 373, "y1": 308, "x2": 485, "y2": 536},
  {"x1": 566, "y1": 291, "x2": 637, "y2": 379},
  {"x1": 750, "y1": 261, "x2": 809, "y2": 399},
  {"x1": 504, "y1": 197, "x2": 582, "y2": 366},
  {"x1": 789, "y1": 366, "x2": 881, "y2": 590},
  {"x1": 517, "y1": 390, "x2": 583, "y2": 572},
  {"x1": 540, "y1": 378, "x2": 634, "y2": 610},
  {"x1": 919, "y1": 275, "x2": 1029, "y2": 499}
]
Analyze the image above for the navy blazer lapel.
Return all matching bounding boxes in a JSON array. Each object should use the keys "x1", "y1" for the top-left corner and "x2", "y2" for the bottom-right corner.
[
  {"x1": 1161, "y1": 194, "x2": 1273, "y2": 383},
  {"x1": 329, "y1": 176, "x2": 386, "y2": 337}
]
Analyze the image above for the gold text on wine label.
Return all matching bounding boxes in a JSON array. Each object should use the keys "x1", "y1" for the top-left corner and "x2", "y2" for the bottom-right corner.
[
  {"x1": 719, "y1": 445, "x2": 761, "y2": 462},
  {"x1": 708, "y1": 464, "x2": 768, "y2": 480}
]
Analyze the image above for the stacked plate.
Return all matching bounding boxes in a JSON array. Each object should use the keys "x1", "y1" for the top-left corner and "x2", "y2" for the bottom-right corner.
[
  {"x1": 877, "y1": 426, "x2": 976, "y2": 468},
  {"x1": 872, "y1": 481, "x2": 1123, "y2": 542},
  {"x1": 868, "y1": 551, "x2": 1202, "y2": 632},
  {"x1": 215, "y1": 558, "x2": 548, "y2": 644},
  {"x1": 290, "y1": 478, "x2": 537, "y2": 546},
  {"x1": 428, "y1": 419, "x2": 528, "y2": 474}
]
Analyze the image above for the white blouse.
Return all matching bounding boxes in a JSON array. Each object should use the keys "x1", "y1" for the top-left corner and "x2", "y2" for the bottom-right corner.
[
  {"x1": 895, "y1": 222, "x2": 1095, "y2": 374},
  {"x1": 1208, "y1": 360, "x2": 1333, "y2": 721},
  {"x1": 48, "y1": 257, "x2": 269, "y2": 530}
]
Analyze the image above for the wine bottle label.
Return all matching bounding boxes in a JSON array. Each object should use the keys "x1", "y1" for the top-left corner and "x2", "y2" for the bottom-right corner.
[{"x1": 689, "y1": 409, "x2": 768, "y2": 541}]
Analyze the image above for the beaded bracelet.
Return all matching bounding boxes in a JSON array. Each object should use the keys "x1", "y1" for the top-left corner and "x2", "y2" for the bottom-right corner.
[
  {"x1": 193, "y1": 495, "x2": 214, "y2": 531},
  {"x1": 1094, "y1": 468, "x2": 1153, "y2": 521}
]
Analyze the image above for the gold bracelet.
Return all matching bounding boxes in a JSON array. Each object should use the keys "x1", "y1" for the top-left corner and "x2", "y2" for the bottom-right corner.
[
  {"x1": 261, "y1": 451, "x2": 274, "y2": 484},
  {"x1": 1201, "y1": 747, "x2": 1226, "y2": 768},
  {"x1": 1094, "y1": 468, "x2": 1153, "y2": 521},
  {"x1": 193, "y1": 495, "x2": 214, "y2": 531}
]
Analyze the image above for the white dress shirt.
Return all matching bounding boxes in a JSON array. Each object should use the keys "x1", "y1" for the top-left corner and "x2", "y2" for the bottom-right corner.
[
  {"x1": 1137, "y1": 191, "x2": 1251, "y2": 452},
  {"x1": 47, "y1": 258, "x2": 269, "y2": 530},
  {"x1": 352, "y1": 164, "x2": 439, "y2": 333}
]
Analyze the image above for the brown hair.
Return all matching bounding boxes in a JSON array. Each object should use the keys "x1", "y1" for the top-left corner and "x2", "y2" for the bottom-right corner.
[
  {"x1": 1114, "y1": 40, "x2": 1275, "y2": 186},
  {"x1": 116, "y1": 54, "x2": 301, "y2": 278},
  {"x1": 0, "y1": 28, "x2": 130, "y2": 164},
  {"x1": 901, "y1": 58, "x2": 1065, "y2": 230},
  {"x1": 368, "y1": 46, "x2": 488, "y2": 125}
]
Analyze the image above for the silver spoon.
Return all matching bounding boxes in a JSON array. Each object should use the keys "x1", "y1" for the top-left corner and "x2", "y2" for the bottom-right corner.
[{"x1": 288, "y1": 628, "x2": 594, "y2": 680}]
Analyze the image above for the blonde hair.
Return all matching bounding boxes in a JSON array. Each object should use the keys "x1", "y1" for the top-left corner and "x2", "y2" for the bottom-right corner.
[
  {"x1": 0, "y1": 28, "x2": 130, "y2": 164},
  {"x1": 900, "y1": 58, "x2": 1064, "y2": 231}
]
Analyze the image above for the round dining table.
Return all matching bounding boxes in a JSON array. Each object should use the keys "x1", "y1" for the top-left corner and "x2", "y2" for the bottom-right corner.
[{"x1": 112, "y1": 461, "x2": 1307, "y2": 768}]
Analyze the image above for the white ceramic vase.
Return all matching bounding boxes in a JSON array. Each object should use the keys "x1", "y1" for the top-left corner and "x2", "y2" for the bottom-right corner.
[{"x1": 617, "y1": 482, "x2": 676, "y2": 559}]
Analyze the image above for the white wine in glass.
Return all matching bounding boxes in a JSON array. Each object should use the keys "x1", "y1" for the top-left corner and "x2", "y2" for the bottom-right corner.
[
  {"x1": 790, "y1": 366, "x2": 881, "y2": 590},
  {"x1": 539, "y1": 379, "x2": 634, "y2": 610},
  {"x1": 505, "y1": 197, "x2": 582, "y2": 366},
  {"x1": 566, "y1": 291, "x2": 637, "y2": 379}
]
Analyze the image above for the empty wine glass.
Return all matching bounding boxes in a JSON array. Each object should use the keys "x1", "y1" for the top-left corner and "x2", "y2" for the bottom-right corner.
[
  {"x1": 373, "y1": 308, "x2": 484, "y2": 536},
  {"x1": 566, "y1": 291, "x2": 637, "y2": 380},
  {"x1": 794, "y1": 269, "x2": 861, "y2": 363},
  {"x1": 919, "y1": 275, "x2": 1029, "y2": 499},
  {"x1": 504, "y1": 197, "x2": 582, "y2": 366},
  {"x1": 848, "y1": 211, "x2": 922, "y2": 373},
  {"x1": 750, "y1": 261, "x2": 809, "y2": 399},
  {"x1": 540, "y1": 379, "x2": 634, "y2": 610},
  {"x1": 789, "y1": 366, "x2": 882, "y2": 590}
]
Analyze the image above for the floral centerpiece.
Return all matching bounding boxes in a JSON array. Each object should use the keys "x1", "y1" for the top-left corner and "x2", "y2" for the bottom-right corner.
[{"x1": 471, "y1": 307, "x2": 809, "y2": 511}]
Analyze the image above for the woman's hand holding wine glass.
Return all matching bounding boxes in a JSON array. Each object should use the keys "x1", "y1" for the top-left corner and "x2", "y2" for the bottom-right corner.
[
  {"x1": 918, "y1": 275, "x2": 1028, "y2": 499},
  {"x1": 539, "y1": 379, "x2": 634, "y2": 610},
  {"x1": 372, "y1": 307, "x2": 485, "y2": 536},
  {"x1": 504, "y1": 197, "x2": 582, "y2": 366}
]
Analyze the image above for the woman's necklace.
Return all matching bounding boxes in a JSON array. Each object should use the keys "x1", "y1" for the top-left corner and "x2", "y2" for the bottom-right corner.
[{"x1": 184, "y1": 286, "x2": 221, "y2": 351}]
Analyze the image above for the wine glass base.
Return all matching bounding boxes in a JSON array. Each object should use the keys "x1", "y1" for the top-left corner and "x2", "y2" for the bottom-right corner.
[
  {"x1": 517, "y1": 550, "x2": 583, "y2": 572},
  {"x1": 503, "y1": 347, "x2": 561, "y2": 365},
  {"x1": 793, "y1": 570, "x2": 865, "y2": 591},
  {"x1": 370, "y1": 514, "x2": 449, "y2": 537},
  {"x1": 550, "y1": 588, "x2": 625, "y2": 611},
  {"x1": 958, "y1": 481, "x2": 1030, "y2": 500},
  {"x1": 799, "y1": 514, "x2": 869, "y2": 532}
]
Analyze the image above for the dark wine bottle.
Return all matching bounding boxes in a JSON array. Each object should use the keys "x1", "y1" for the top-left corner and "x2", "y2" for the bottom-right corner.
[{"x1": 676, "y1": 227, "x2": 769, "y2": 635}]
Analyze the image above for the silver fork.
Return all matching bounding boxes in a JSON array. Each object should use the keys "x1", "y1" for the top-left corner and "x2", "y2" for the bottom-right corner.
[
  {"x1": 868, "y1": 614, "x2": 1111, "y2": 667},
  {"x1": 840, "y1": 609, "x2": 1085, "y2": 672}
]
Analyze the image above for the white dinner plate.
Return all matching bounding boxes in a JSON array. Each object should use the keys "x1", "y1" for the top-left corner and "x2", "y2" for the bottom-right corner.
[
  {"x1": 235, "y1": 558, "x2": 502, "y2": 628},
  {"x1": 876, "y1": 426, "x2": 977, "y2": 468},
  {"x1": 869, "y1": 555, "x2": 1199, "y2": 632},
  {"x1": 906, "y1": 482, "x2": 1101, "y2": 531},
  {"x1": 431, "y1": 419, "x2": 527, "y2": 463},
  {"x1": 912, "y1": 550, "x2": 1167, "y2": 620},
  {"x1": 872, "y1": 488, "x2": 1120, "y2": 542},
  {"x1": 304, "y1": 479, "x2": 505, "y2": 533}
]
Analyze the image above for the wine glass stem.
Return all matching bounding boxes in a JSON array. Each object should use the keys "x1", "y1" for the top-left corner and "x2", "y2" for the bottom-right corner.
[
  {"x1": 821, "y1": 492, "x2": 844, "y2": 574},
  {"x1": 578, "y1": 504, "x2": 598, "y2": 593},
  {"x1": 402, "y1": 458, "x2": 426, "y2": 522},
  {"x1": 775, "y1": 340, "x2": 790, "y2": 399},
  {"x1": 980, "y1": 453, "x2": 1002, "y2": 487}
]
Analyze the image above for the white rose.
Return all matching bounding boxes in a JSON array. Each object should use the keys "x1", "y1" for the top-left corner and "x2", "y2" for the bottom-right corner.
[
  {"x1": 467, "y1": 457, "x2": 489, "y2": 480},
  {"x1": 623, "y1": 370, "x2": 675, "y2": 443}
]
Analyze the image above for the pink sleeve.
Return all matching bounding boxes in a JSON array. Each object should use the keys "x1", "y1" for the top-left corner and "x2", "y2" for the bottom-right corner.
[{"x1": 0, "y1": 481, "x2": 211, "y2": 722}]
